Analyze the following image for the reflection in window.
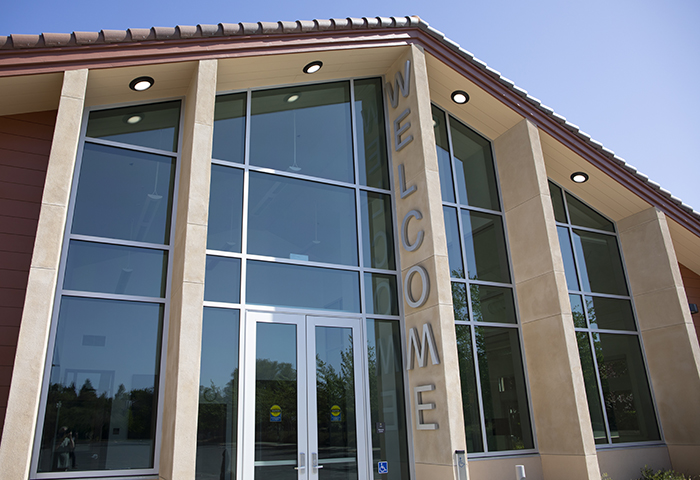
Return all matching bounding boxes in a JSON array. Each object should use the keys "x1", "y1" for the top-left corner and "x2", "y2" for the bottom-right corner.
[
  {"x1": 361, "y1": 191, "x2": 395, "y2": 270},
  {"x1": 354, "y1": 78, "x2": 389, "y2": 189},
  {"x1": 461, "y1": 210, "x2": 510, "y2": 283},
  {"x1": 207, "y1": 165, "x2": 244, "y2": 252},
  {"x1": 213, "y1": 93, "x2": 247, "y2": 164}
]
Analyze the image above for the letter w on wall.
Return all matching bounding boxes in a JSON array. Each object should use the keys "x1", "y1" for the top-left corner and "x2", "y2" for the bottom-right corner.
[
  {"x1": 406, "y1": 323, "x2": 440, "y2": 369},
  {"x1": 385, "y1": 60, "x2": 411, "y2": 108}
]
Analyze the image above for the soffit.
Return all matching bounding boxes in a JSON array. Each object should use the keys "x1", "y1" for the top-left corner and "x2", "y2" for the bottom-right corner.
[
  {"x1": 0, "y1": 72, "x2": 62, "y2": 116},
  {"x1": 668, "y1": 220, "x2": 700, "y2": 277}
]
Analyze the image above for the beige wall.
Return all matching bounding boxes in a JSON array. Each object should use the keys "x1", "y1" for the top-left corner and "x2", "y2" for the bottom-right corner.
[{"x1": 597, "y1": 445, "x2": 671, "y2": 480}]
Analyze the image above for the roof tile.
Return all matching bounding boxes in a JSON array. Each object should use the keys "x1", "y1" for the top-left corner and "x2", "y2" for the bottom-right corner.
[
  {"x1": 199, "y1": 24, "x2": 219, "y2": 37},
  {"x1": 74, "y1": 31, "x2": 100, "y2": 45},
  {"x1": 298, "y1": 20, "x2": 316, "y2": 31},
  {"x1": 42, "y1": 32, "x2": 72, "y2": 47},
  {"x1": 11, "y1": 34, "x2": 43, "y2": 48},
  {"x1": 102, "y1": 29, "x2": 128, "y2": 43},
  {"x1": 240, "y1": 22, "x2": 259, "y2": 35},
  {"x1": 177, "y1": 25, "x2": 198, "y2": 38},
  {"x1": 153, "y1": 27, "x2": 178, "y2": 39},
  {"x1": 128, "y1": 28, "x2": 153, "y2": 41}
]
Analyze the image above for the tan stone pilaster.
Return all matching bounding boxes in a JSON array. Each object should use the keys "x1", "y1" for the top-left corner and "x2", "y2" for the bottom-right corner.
[
  {"x1": 493, "y1": 119, "x2": 600, "y2": 480},
  {"x1": 0, "y1": 68, "x2": 88, "y2": 480},
  {"x1": 385, "y1": 45, "x2": 466, "y2": 480},
  {"x1": 617, "y1": 207, "x2": 700, "y2": 473},
  {"x1": 159, "y1": 59, "x2": 217, "y2": 480}
]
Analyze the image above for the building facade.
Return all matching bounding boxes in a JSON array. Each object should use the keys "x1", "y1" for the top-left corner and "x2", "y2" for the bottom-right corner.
[{"x1": 1, "y1": 16, "x2": 700, "y2": 480}]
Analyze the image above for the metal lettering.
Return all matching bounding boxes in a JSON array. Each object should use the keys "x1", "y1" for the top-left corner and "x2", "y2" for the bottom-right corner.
[
  {"x1": 406, "y1": 323, "x2": 440, "y2": 369},
  {"x1": 414, "y1": 384, "x2": 438, "y2": 430},
  {"x1": 385, "y1": 59, "x2": 411, "y2": 108},
  {"x1": 398, "y1": 164, "x2": 416, "y2": 199},
  {"x1": 393, "y1": 108, "x2": 414, "y2": 152},
  {"x1": 403, "y1": 265, "x2": 430, "y2": 308}
]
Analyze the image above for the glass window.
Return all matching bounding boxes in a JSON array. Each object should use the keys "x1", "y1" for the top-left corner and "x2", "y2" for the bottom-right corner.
[
  {"x1": 72, "y1": 143, "x2": 176, "y2": 245},
  {"x1": 364, "y1": 273, "x2": 398, "y2": 316},
  {"x1": 250, "y1": 82, "x2": 353, "y2": 183},
  {"x1": 432, "y1": 105, "x2": 454, "y2": 203},
  {"x1": 456, "y1": 324, "x2": 483, "y2": 453},
  {"x1": 566, "y1": 192, "x2": 614, "y2": 232},
  {"x1": 248, "y1": 172, "x2": 358, "y2": 266},
  {"x1": 570, "y1": 294, "x2": 587, "y2": 328},
  {"x1": 207, "y1": 165, "x2": 244, "y2": 252},
  {"x1": 450, "y1": 120, "x2": 499, "y2": 211},
  {"x1": 576, "y1": 332, "x2": 608, "y2": 444},
  {"x1": 86, "y1": 100, "x2": 181, "y2": 152},
  {"x1": 572, "y1": 229, "x2": 628, "y2": 296},
  {"x1": 354, "y1": 78, "x2": 389, "y2": 189},
  {"x1": 247, "y1": 261, "x2": 360, "y2": 313},
  {"x1": 212, "y1": 93, "x2": 247, "y2": 164},
  {"x1": 360, "y1": 191, "x2": 395, "y2": 270},
  {"x1": 444, "y1": 206, "x2": 464, "y2": 278},
  {"x1": 548, "y1": 181, "x2": 567, "y2": 223},
  {"x1": 452, "y1": 283, "x2": 469, "y2": 321},
  {"x1": 470, "y1": 284, "x2": 516, "y2": 324},
  {"x1": 63, "y1": 241, "x2": 167, "y2": 298},
  {"x1": 586, "y1": 296, "x2": 636, "y2": 331},
  {"x1": 204, "y1": 256, "x2": 241, "y2": 304},
  {"x1": 196, "y1": 308, "x2": 240, "y2": 480},
  {"x1": 37, "y1": 297, "x2": 163, "y2": 472},
  {"x1": 461, "y1": 210, "x2": 510, "y2": 283},
  {"x1": 557, "y1": 226, "x2": 580, "y2": 291}
]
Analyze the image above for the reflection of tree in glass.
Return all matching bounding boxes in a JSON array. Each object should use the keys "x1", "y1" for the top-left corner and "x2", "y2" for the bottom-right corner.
[
  {"x1": 254, "y1": 359, "x2": 297, "y2": 445},
  {"x1": 197, "y1": 368, "x2": 239, "y2": 445}
]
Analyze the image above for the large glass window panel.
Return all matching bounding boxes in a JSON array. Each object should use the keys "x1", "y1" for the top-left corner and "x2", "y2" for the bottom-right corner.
[
  {"x1": 204, "y1": 256, "x2": 241, "y2": 304},
  {"x1": 450, "y1": 120, "x2": 500, "y2": 211},
  {"x1": 569, "y1": 294, "x2": 587, "y2": 328},
  {"x1": 207, "y1": 165, "x2": 244, "y2": 252},
  {"x1": 548, "y1": 181, "x2": 567, "y2": 223},
  {"x1": 572, "y1": 229, "x2": 629, "y2": 296},
  {"x1": 37, "y1": 297, "x2": 162, "y2": 472},
  {"x1": 456, "y1": 325, "x2": 484, "y2": 453},
  {"x1": 566, "y1": 193, "x2": 615, "y2": 232},
  {"x1": 593, "y1": 333, "x2": 660, "y2": 443},
  {"x1": 248, "y1": 172, "x2": 358, "y2": 266},
  {"x1": 254, "y1": 322, "x2": 297, "y2": 479},
  {"x1": 576, "y1": 332, "x2": 609, "y2": 444},
  {"x1": 212, "y1": 93, "x2": 247, "y2": 164},
  {"x1": 364, "y1": 273, "x2": 399, "y2": 316},
  {"x1": 586, "y1": 296, "x2": 636, "y2": 331},
  {"x1": 63, "y1": 241, "x2": 167, "y2": 298},
  {"x1": 475, "y1": 326, "x2": 534, "y2": 452},
  {"x1": 470, "y1": 284, "x2": 516, "y2": 324},
  {"x1": 557, "y1": 226, "x2": 580, "y2": 291},
  {"x1": 354, "y1": 78, "x2": 389, "y2": 189},
  {"x1": 432, "y1": 105, "x2": 455, "y2": 203},
  {"x1": 444, "y1": 206, "x2": 464, "y2": 278},
  {"x1": 361, "y1": 191, "x2": 395, "y2": 270},
  {"x1": 72, "y1": 143, "x2": 175, "y2": 245},
  {"x1": 86, "y1": 101, "x2": 181, "y2": 152},
  {"x1": 196, "y1": 308, "x2": 240, "y2": 480},
  {"x1": 250, "y1": 82, "x2": 353, "y2": 183},
  {"x1": 452, "y1": 283, "x2": 469, "y2": 321},
  {"x1": 461, "y1": 210, "x2": 510, "y2": 283},
  {"x1": 247, "y1": 261, "x2": 360, "y2": 313},
  {"x1": 366, "y1": 319, "x2": 411, "y2": 479}
]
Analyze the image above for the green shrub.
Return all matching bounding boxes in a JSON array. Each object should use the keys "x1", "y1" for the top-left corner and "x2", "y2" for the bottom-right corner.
[{"x1": 638, "y1": 466, "x2": 700, "y2": 480}]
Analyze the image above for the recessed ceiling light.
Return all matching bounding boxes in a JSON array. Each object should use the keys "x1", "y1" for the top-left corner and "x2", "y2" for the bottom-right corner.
[
  {"x1": 451, "y1": 90, "x2": 470, "y2": 104},
  {"x1": 125, "y1": 114, "x2": 143, "y2": 124},
  {"x1": 571, "y1": 172, "x2": 589, "y2": 183},
  {"x1": 303, "y1": 61, "x2": 323, "y2": 74},
  {"x1": 129, "y1": 76, "x2": 155, "y2": 92},
  {"x1": 286, "y1": 94, "x2": 300, "y2": 103}
]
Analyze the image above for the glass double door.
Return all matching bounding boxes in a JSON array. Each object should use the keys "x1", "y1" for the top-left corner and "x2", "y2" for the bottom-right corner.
[{"x1": 243, "y1": 312, "x2": 369, "y2": 480}]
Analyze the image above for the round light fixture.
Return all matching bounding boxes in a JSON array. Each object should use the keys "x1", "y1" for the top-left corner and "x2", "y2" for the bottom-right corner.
[
  {"x1": 451, "y1": 90, "x2": 470, "y2": 104},
  {"x1": 303, "y1": 61, "x2": 323, "y2": 74},
  {"x1": 571, "y1": 172, "x2": 589, "y2": 184},
  {"x1": 125, "y1": 114, "x2": 144, "y2": 124},
  {"x1": 286, "y1": 93, "x2": 300, "y2": 103},
  {"x1": 129, "y1": 76, "x2": 155, "y2": 92}
]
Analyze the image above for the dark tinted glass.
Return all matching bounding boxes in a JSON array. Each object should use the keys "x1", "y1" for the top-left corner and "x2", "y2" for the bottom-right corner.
[
  {"x1": 548, "y1": 181, "x2": 567, "y2": 223},
  {"x1": 247, "y1": 261, "x2": 360, "y2": 313},
  {"x1": 576, "y1": 332, "x2": 608, "y2": 444},
  {"x1": 212, "y1": 93, "x2": 247, "y2": 163},
  {"x1": 366, "y1": 319, "x2": 410, "y2": 479},
  {"x1": 461, "y1": 210, "x2": 510, "y2": 283},
  {"x1": 204, "y1": 256, "x2": 241, "y2": 304},
  {"x1": 475, "y1": 326, "x2": 534, "y2": 451},
  {"x1": 586, "y1": 296, "x2": 636, "y2": 331},
  {"x1": 557, "y1": 226, "x2": 580, "y2": 291},
  {"x1": 86, "y1": 101, "x2": 180, "y2": 152},
  {"x1": 569, "y1": 294, "x2": 587, "y2": 328},
  {"x1": 354, "y1": 78, "x2": 389, "y2": 189},
  {"x1": 248, "y1": 172, "x2": 358, "y2": 266},
  {"x1": 451, "y1": 120, "x2": 499, "y2": 211},
  {"x1": 64, "y1": 241, "x2": 167, "y2": 298},
  {"x1": 456, "y1": 324, "x2": 483, "y2": 453},
  {"x1": 444, "y1": 206, "x2": 464, "y2": 278},
  {"x1": 452, "y1": 282, "x2": 469, "y2": 321},
  {"x1": 37, "y1": 297, "x2": 162, "y2": 472},
  {"x1": 196, "y1": 308, "x2": 240, "y2": 480},
  {"x1": 593, "y1": 333, "x2": 660, "y2": 443},
  {"x1": 250, "y1": 82, "x2": 353, "y2": 183},
  {"x1": 572, "y1": 230, "x2": 628, "y2": 295},
  {"x1": 470, "y1": 284, "x2": 516, "y2": 324},
  {"x1": 207, "y1": 165, "x2": 244, "y2": 252},
  {"x1": 566, "y1": 193, "x2": 615, "y2": 232},
  {"x1": 72, "y1": 143, "x2": 175, "y2": 245},
  {"x1": 361, "y1": 191, "x2": 395, "y2": 270},
  {"x1": 364, "y1": 273, "x2": 398, "y2": 316},
  {"x1": 432, "y1": 105, "x2": 454, "y2": 203}
]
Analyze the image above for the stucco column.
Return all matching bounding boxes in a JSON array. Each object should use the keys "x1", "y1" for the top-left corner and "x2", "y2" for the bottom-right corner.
[
  {"x1": 617, "y1": 207, "x2": 700, "y2": 473},
  {"x1": 493, "y1": 119, "x2": 600, "y2": 480},
  {"x1": 159, "y1": 59, "x2": 217, "y2": 480},
  {"x1": 0, "y1": 69, "x2": 88, "y2": 480},
  {"x1": 385, "y1": 45, "x2": 467, "y2": 480}
]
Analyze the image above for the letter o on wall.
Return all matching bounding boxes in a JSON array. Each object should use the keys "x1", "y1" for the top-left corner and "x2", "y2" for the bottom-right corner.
[{"x1": 404, "y1": 265, "x2": 430, "y2": 308}]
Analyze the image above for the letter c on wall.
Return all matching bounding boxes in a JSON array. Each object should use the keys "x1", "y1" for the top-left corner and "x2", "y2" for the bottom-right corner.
[
  {"x1": 403, "y1": 265, "x2": 430, "y2": 308},
  {"x1": 401, "y1": 210, "x2": 424, "y2": 252}
]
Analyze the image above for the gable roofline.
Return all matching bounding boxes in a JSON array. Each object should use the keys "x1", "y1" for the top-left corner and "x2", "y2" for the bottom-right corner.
[{"x1": 1, "y1": 15, "x2": 698, "y2": 236}]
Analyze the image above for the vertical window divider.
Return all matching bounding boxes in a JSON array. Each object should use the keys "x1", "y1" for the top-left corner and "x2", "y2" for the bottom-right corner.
[{"x1": 350, "y1": 79, "x2": 367, "y2": 315}]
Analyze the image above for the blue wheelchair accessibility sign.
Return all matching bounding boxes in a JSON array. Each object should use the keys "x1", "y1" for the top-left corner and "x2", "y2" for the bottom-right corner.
[{"x1": 378, "y1": 461, "x2": 388, "y2": 474}]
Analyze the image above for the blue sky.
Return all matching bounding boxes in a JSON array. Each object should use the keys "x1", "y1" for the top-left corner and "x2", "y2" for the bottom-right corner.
[{"x1": 3, "y1": 0, "x2": 699, "y2": 210}]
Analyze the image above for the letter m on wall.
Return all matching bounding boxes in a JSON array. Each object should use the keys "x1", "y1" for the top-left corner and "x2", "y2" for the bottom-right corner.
[
  {"x1": 386, "y1": 60, "x2": 411, "y2": 108},
  {"x1": 406, "y1": 323, "x2": 440, "y2": 370}
]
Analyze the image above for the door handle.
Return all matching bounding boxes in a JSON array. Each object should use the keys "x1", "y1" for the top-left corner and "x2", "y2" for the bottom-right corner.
[
  {"x1": 312, "y1": 452, "x2": 323, "y2": 471},
  {"x1": 294, "y1": 452, "x2": 306, "y2": 471}
]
